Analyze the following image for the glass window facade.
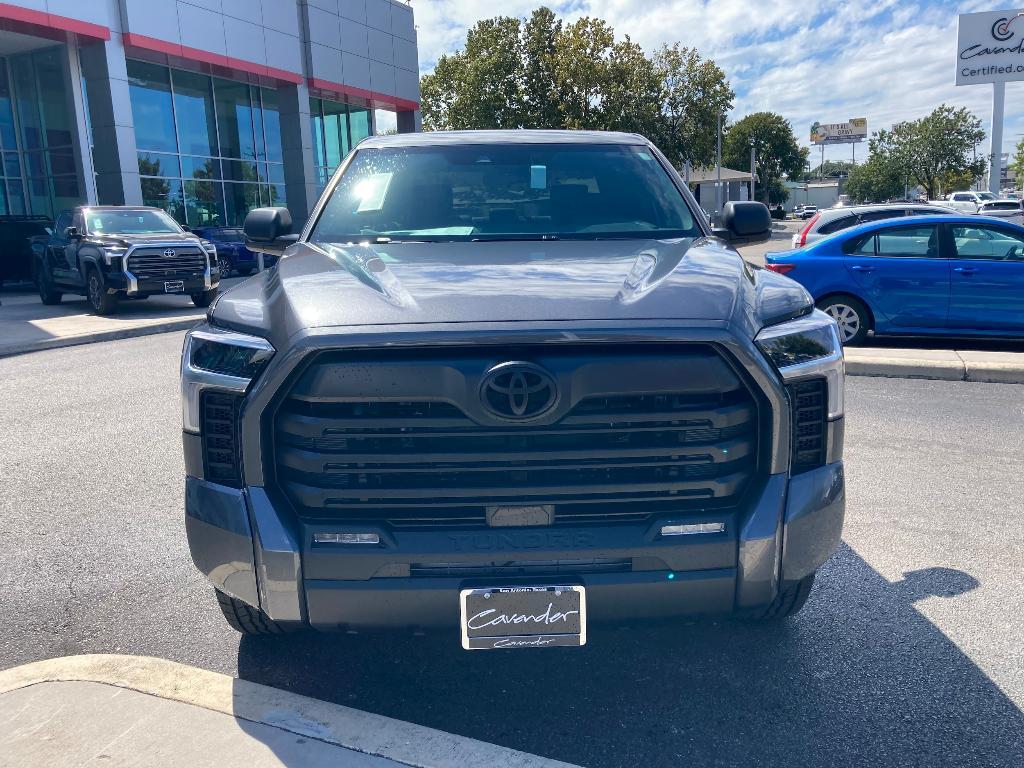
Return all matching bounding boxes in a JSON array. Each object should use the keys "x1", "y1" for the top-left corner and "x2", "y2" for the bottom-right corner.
[
  {"x1": 128, "y1": 60, "x2": 286, "y2": 226},
  {"x1": 310, "y1": 97, "x2": 371, "y2": 190},
  {"x1": 0, "y1": 46, "x2": 81, "y2": 217}
]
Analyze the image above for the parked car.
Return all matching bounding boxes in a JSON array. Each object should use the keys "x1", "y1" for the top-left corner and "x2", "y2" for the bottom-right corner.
[
  {"x1": 0, "y1": 215, "x2": 52, "y2": 288},
  {"x1": 192, "y1": 226, "x2": 275, "y2": 276},
  {"x1": 932, "y1": 190, "x2": 997, "y2": 214},
  {"x1": 766, "y1": 214, "x2": 1024, "y2": 344},
  {"x1": 182, "y1": 130, "x2": 846, "y2": 643},
  {"x1": 33, "y1": 206, "x2": 219, "y2": 314},
  {"x1": 791, "y1": 203, "x2": 958, "y2": 249},
  {"x1": 794, "y1": 205, "x2": 818, "y2": 220},
  {"x1": 976, "y1": 199, "x2": 1024, "y2": 225}
]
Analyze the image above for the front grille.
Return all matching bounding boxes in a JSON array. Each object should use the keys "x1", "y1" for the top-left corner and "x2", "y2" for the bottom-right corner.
[
  {"x1": 410, "y1": 558, "x2": 631, "y2": 578},
  {"x1": 789, "y1": 379, "x2": 827, "y2": 474},
  {"x1": 202, "y1": 392, "x2": 242, "y2": 487},
  {"x1": 272, "y1": 347, "x2": 762, "y2": 529},
  {"x1": 127, "y1": 247, "x2": 206, "y2": 279}
]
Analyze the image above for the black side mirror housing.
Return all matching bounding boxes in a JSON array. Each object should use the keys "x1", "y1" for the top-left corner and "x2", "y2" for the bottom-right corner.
[
  {"x1": 65, "y1": 226, "x2": 80, "y2": 240},
  {"x1": 244, "y1": 207, "x2": 299, "y2": 256},
  {"x1": 712, "y1": 201, "x2": 773, "y2": 246}
]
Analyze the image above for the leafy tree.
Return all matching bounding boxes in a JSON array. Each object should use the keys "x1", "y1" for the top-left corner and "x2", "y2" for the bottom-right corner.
[
  {"x1": 870, "y1": 105, "x2": 985, "y2": 199},
  {"x1": 723, "y1": 112, "x2": 807, "y2": 205},
  {"x1": 649, "y1": 43, "x2": 734, "y2": 168},
  {"x1": 1008, "y1": 137, "x2": 1024, "y2": 191},
  {"x1": 808, "y1": 160, "x2": 855, "y2": 180},
  {"x1": 521, "y1": 7, "x2": 562, "y2": 129},
  {"x1": 844, "y1": 155, "x2": 904, "y2": 202}
]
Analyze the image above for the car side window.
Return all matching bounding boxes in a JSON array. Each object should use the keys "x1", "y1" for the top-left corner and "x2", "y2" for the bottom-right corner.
[
  {"x1": 53, "y1": 210, "x2": 71, "y2": 237},
  {"x1": 818, "y1": 215, "x2": 855, "y2": 235},
  {"x1": 873, "y1": 225, "x2": 939, "y2": 258},
  {"x1": 857, "y1": 210, "x2": 904, "y2": 225},
  {"x1": 844, "y1": 233, "x2": 876, "y2": 255},
  {"x1": 951, "y1": 225, "x2": 1024, "y2": 261},
  {"x1": 952, "y1": 194, "x2": 970, "y2": 202}
]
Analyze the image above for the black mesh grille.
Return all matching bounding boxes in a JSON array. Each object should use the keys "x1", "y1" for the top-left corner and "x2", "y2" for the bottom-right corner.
[
  {"x1": 273, "y1": 349, "x2": 761, "y2": 529},
  {"x1": 127, "y1": 247, "x2": 206, "y2": 279},
  {"x1": 202, "y1": 392, "x2": 242, "y2": 487},
  {"x1": 789, "y1": 379, "x2": 827, "y2": 474}
]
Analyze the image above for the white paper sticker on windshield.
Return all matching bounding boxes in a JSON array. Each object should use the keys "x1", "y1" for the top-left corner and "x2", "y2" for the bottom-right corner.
[{"x1": 530, "y1": 165, "x2": 547, "y2": 189}]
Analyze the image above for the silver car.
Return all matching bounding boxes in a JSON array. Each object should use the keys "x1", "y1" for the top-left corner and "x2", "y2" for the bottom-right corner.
[
  {"x1": 791, "y1": 203, "x2": 958, "y2": 248},
  {"x1": 977, "y1": 199, "x2": 1024, "y2": 225}
]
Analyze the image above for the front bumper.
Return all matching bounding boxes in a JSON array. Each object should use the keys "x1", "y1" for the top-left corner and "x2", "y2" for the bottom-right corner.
[
  {"x1": 104, "y1": 270, "x2": 219, "y2": 295},
  {"x1": 185, "y1": 459, "x2": 845, "y2": 631}
]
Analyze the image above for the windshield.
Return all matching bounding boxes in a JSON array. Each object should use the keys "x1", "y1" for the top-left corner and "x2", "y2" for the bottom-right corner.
[
  {"x1": 84, "y1": 209, "x2": 183, "y2": 236},
  {"x1": 205, "y1": 228, "x2": 243, "y2": 241},
  {"x1": 309, "y1": 143, "x2": 700, "y2": 244},
  {"x1": 976, "y1": 192, "x2": 997, "y2": 201}
]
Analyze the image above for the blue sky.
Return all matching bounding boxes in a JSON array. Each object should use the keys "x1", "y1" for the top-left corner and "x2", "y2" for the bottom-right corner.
[{"x1": 404, "y1": 0, "x2": 1023, "y2": 166}]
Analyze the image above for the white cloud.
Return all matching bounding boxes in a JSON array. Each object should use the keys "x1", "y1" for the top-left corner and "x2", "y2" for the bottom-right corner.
[{"x1": 409, "y1": 0, "x2": 1024, "y2": 162}]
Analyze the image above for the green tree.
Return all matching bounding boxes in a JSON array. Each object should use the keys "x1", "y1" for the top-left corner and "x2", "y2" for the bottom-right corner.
[
  {"x1": 650, "y1": 43, "x2": 734, "y2": 168},
  {"x1": 1008, "y1": 137, "x2": 1024, "y2": 191},
  {"x1": 844, "y1": 155, "x2": 904, "y2": 202},
  {"x1": 870, "y1": 105, "x2": 986, "y2": 199},
  {"x1": 723, "y1": 112, "x2": 807, "y2": 205},
  {"x1": 521, "y1": 7, "x2": 562, "y2": 128},
  {"x1": 808, "y1": 160, "x2": 855, "y2": 180}
]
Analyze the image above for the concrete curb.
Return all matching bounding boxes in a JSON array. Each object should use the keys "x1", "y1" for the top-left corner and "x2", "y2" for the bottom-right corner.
[
  {"x1": 845, "y1": 350, "x2": 1024, "y2": 384},
  {"x1": 0, "y1": 654, "x2": 578, "y2": 768},
  {"x1": 0, "y1": 318, "x2": 200, "y2": 359}
]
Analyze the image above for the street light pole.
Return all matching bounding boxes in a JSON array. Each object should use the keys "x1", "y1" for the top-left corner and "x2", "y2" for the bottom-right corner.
[
  {"x1": 750, "y1": 141, "x2": 756, "y2": 203},
  {"x1": 716, "y1": 113, "x2": 722, "y2": 218}
]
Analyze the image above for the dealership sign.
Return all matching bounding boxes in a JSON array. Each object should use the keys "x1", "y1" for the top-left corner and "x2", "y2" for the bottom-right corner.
[
  {"x1": 809, "y1": 118, "x2": 867, "y2": 145},
  {"x1": 956, "y1": 9, "x2": 1024, "y2": 85}
]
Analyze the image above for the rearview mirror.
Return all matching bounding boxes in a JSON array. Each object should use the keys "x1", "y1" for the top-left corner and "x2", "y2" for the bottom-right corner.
[
  {"x1": 712, "y1": 201, "x2": 773, "y2": 246},
  {"x1": 243, "y1": 207, "x2": 298, "y2": 256}
]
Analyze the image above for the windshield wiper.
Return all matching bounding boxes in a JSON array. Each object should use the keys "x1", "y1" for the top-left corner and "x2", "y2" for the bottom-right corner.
[{"x1": 470, "y1": 234, "x2": 560, "y2": 242}]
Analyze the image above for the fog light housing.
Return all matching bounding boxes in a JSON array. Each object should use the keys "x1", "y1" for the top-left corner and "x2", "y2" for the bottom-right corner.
[
  {"x1": 313, "y1": 532, "x2": 381, "y2": 545},
  {"x1": 660, "y1": 522, "x2": 725, "y2": 536}
]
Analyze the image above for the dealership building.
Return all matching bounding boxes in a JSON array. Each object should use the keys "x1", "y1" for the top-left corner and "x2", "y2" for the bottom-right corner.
[{"x1": 0, "y1": 0, "x2": 420, "y2": 227}]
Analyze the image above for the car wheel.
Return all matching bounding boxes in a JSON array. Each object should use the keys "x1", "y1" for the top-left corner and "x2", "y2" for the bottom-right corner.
[
  {"x1": 817, "y1": 295, "x2": 870, "y2": 345},
  {"x1": 216, "y1": 253, "x2": 233, "y2": 278},
  {"x1": 215, "y1": 589, "x2": 294, "y2": 635},
  {"x1": 190, "y1": 286, "x2": 218, "y2": 308},
  {"x1": 86, "y1": 268, "x2": 118, "y2": 315},
  {"x1": 36, "y1": 266, "x2": 63, "y2": 305},
  {"x1": 750, "y1": 573, "x2": 816, "y2": 620}
]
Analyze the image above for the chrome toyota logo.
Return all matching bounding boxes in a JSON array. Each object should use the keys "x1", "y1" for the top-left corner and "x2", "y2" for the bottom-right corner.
[
  {"x1": 480, "y1": 362, "x2": 557, "y2": 420},
  {"x1": 162, "y1": 248, "x2": 176, "y2": 258}
]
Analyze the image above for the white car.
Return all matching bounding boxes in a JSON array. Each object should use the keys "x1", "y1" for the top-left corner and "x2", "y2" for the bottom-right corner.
[
  {"x1": 790, "y1": 203, "x2": 958, "y2": 248},
  {"x1": 938, "y1": 191, "x2": 997, "y2": 214},
  {"x1": 977, "y1": 199, "x2": 1024, "y2": 224}
]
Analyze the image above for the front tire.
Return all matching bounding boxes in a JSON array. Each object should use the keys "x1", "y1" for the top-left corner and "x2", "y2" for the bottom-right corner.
[
  {"x1": 752, "y1": 573, "x2": 816, "y2": 620},
  {"x1": 86, "y1": 268, "x2": 118, "y2": 315},
  {"x1": 215, "y1": 589, "x2": 289, "y2": 635},
  {"x1": 216, "y1": 253, "x2": 233, "y2": 278},
  {"x1": 191, "y1": 286, "x2": 218, "y2": 307},
  {"x1": 817, "y1": 295, "x2": 870, "y2": 345}
]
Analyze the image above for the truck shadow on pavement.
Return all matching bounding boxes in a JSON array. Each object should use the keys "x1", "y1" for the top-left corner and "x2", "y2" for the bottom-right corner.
[{"x1": 236, "y1": 543, "x2": 1022, "y2": 768}]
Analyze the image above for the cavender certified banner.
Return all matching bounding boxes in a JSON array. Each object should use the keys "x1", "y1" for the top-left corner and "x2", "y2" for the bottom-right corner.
[
  {"x1": 957, "y1": 9, "x2": 1024, "y2": 85},
  {"x1": 810, "y1": 118, "x2": 867, "y2": 145}
]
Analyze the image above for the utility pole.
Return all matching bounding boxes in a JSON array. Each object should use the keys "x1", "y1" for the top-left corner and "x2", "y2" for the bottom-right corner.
[
  {"x1": 716, "y1": 113, "x2": 722, "y2": 218},
  {"x1": 750, "y1": 140, "x2": 757, "y2": 203}
]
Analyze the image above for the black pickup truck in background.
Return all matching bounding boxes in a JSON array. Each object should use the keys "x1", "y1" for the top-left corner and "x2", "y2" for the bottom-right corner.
[{"x1": 33, "y1": 205, "x2": 219, "y2": 314}]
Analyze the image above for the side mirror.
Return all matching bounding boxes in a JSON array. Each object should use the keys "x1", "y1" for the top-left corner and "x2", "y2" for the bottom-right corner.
[
  {"x1": 712, "y1": 201, "x2": 773, "y2": 246},
  {"x1": 65, "y1": 226, "x2": 80, "y2": 240},
  {"x1": 243, "y1": 207, "x2": 298, "y2": 256}
]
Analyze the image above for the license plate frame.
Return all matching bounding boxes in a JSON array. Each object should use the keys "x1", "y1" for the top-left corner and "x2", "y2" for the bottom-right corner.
[
  {"x1": 164, "y1": 280, "x2": 184, "y2": 293},
  {"x1": 459, "y1": 585, "x2": 586, "y2": 650}
]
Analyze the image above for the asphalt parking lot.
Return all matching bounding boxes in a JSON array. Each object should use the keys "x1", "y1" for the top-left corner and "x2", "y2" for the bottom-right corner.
[{"x1": 1, "y1": 331, "x2": 1022, "y2": 767}]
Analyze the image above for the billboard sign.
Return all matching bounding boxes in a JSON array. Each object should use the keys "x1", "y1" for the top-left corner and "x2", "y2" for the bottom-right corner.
[
  {"x1": 957, "y1": 9, "x2": 1024, "y2": 85},
  {"x1": 810, "y1": 118, "x2": 868, "y2": 145}
]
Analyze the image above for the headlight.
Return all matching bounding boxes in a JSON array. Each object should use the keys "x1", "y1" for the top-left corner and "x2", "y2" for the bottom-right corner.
[
  {"x1": 103, "y1": 247, "x2": 127, "y2": 266},
  {"x1": 180, "y1": 323, "x2": 274, "y2": 433},
  {"x1": 755, "y1": 309, "x2": 844, "y2": 418}
]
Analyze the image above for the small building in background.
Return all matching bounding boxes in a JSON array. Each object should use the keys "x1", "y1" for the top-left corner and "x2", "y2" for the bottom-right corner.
[{"x1": 686, "y1": 167, "x2": 753, "y2": 214}]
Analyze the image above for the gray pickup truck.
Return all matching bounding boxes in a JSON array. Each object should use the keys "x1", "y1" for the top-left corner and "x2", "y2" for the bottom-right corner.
[
  {"x1": 181, "y1": 130, "x2": 846, "y2": 649},
  {"x1": 33, "y1": 205, "x2": 219, "y2": 314}
]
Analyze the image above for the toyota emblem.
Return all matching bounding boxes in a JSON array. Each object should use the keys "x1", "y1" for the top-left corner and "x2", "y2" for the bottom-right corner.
[
  {"x1": 162, "y1": 248, "x2": 176, "y2": 258},
  {"x1": 480, "y1": 362, "x2": 557, "y2": 420}
]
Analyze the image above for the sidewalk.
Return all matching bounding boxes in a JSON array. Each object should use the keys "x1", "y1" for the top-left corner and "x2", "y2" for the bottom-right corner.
[{"x1": 0, "y1": 655, "x2": 578, "y2": 768}]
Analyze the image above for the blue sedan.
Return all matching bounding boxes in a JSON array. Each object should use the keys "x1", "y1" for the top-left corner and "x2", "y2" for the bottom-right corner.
[
  {"x1": 765, "y1": 215, "x2": 1024, "y2": 344},
  {"x1": 193, "y1": 227, "x2": 276, "y2": 277}
]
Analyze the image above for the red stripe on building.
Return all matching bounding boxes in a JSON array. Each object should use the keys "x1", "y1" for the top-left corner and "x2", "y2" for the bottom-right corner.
[
  {"x1": 0, "y1": 2, "x2": 110, "y2": 40},
  {"x1": 123, "y1": 33, "x2": 303, "y2": 85},
  {"x1": 308, "y1": 77, "x2": 419, "y2": 112}
]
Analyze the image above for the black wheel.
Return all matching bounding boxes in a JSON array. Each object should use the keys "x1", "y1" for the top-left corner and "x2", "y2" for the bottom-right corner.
[
  {"x1": 191, "y1": 286, "x2": 218, "y2": 307},
  {"x1": 752, "y1": 573, "x2": 816, "y2": 620},
  {"x1": 36, "y1": 265, "x2": 63, "y2": 305},
  {"x1": 216, "y1": 253, "x2": 233, "y2": 278},
  {"x1": 817, "y1": 294, "x2": 871, "y2": 345},
  {"x1": 215, "y1": 589, "x2": 290, "y2": 635},
  {"x1": 86, "y1": 268, "x2": 118, "y2": 315}
]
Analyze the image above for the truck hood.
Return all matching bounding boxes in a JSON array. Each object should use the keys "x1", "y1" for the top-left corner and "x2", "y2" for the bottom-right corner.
[{"x1": 211, "y1": 238, "x2": 811, "y2": 343}]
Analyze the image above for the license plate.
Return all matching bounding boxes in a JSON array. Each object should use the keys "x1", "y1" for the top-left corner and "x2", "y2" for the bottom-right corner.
[
  {"x1": 164, "y1": 280, "x2": 184, "y2": 293},
  {"x1": 459, "y1": 585, "x2": 586, "y2": 650}
]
